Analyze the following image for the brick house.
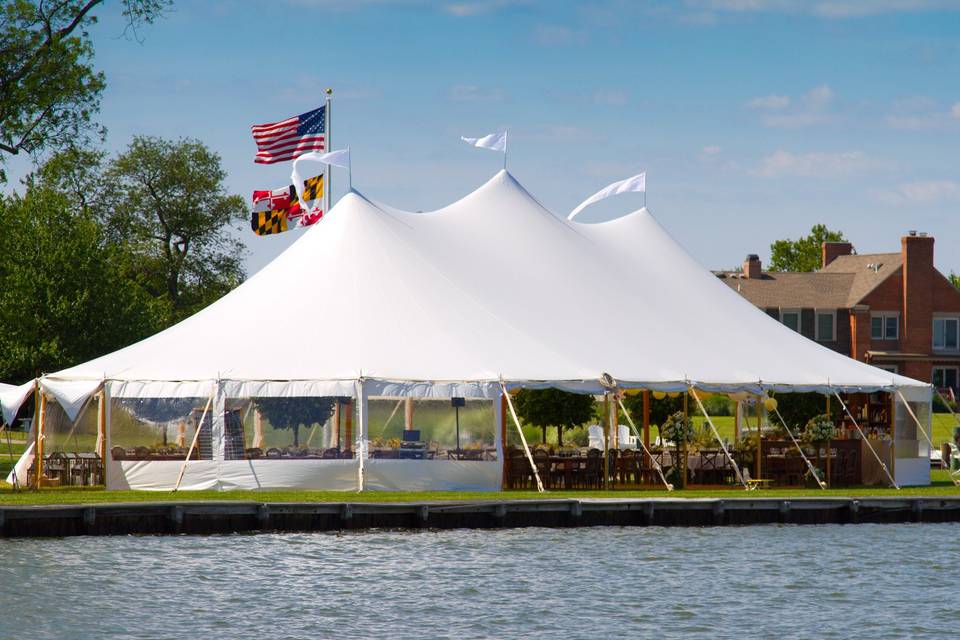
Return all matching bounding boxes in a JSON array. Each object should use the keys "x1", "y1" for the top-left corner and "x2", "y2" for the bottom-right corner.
[{"x1": 718, "y1": 232, "x2": 960, "y2": 397}]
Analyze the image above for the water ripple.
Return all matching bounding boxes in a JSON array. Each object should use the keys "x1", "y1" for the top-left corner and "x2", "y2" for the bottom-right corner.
[{"x1": 0, "y1": 523, "x2": 957, "y2": 639}]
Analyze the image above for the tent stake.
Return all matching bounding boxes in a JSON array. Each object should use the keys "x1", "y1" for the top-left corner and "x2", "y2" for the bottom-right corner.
[{"x1": 833, "y1": 391, "x2": 899, "y2": 489}]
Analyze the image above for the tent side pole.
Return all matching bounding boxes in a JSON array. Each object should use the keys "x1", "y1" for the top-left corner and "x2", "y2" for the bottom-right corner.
[
  {"x1": 755, "y1": 395, "x2": 762, "y2": 481},
  {"x1": 642, "y1": 391, "x2": 650, "y2": 480},
  {"x1": 833, "y1": 391, "x2": 899, "y2": 489},
  {"x1": 603, "y1": 393, "x2": 610, "y2": 490},
  {"x1": 35, "y1": 390, "x2": 46, "y2": 489},
  {"x1": 500, "y1": 394, "x2": 508, "y2": 488},
  {"x1": 356, "y1": 379, "x2": 365, "y2": 493}
]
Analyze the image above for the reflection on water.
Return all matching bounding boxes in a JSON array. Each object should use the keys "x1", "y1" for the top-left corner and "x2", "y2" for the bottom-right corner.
[{"x1": 1, "y1": 523, "x2": 958, "y2": 639}]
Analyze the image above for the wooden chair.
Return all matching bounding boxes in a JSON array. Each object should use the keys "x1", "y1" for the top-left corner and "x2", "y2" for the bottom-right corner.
[
  {"x1": 618, "y1": 449, "x2": 638, "y2": 485},
  {"x1": 532, "y1": 448, "x2": 552, "y2": 489}
]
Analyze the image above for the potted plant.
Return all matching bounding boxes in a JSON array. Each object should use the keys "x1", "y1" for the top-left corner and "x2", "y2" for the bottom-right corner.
[
  {"x1": 661, "y1": 411, "x2": 696, "y2": 488},
  {"x1": 802, "y1": 414, "x2": 836, "y2": 487}
]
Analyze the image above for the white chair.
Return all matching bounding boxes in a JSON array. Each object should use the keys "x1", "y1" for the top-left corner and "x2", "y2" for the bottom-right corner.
[
  {"x1": 618, "y1": 424, "x2": 637, "y2": 449},
  {"x1": 587, "y1": 424, "x2": 605, "y2": 450}
]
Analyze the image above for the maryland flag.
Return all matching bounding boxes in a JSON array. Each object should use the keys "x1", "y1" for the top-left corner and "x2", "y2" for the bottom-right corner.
[
  {"x1": 298, "y1": 173, "x2": 324, "y2": 226},
  {"x1": 250, "y1": 186, "x2": 300, "y2": 236}
]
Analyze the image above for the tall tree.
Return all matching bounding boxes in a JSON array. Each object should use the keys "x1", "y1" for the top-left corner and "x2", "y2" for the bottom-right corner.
[
  {"x1": 104, "y1": 136, "x2": 247, "y2": 322},
  {"x1": 0, "y1": 184, "x2": 163, "y2": 382},
  {"x1": 950, "y1": 272, "x2": 960, "y2": 291},
  {"x1": 768, "y1": 224, "x2": 846, "y2": 273},
  {"x1": 512, "y1": 388, "x2": 595, "y2": 446},
  {"x1": 252, "y1": 398, "x2": 337, "y2": 448},
  {"x1": 0, "y1": 0, "x2": 168, "y2": 181}
]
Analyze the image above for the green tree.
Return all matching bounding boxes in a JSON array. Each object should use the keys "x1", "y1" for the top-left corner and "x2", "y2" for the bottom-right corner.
[
  {"x1": 512, "y1": 388, "x2": 596, "y2": 446},
  {"x1": 0, "y1": 184, "x2": 163, "y2": 382},
  {"x1": 252, "y1": 398, "x2": 337, "y2": 448},
  {"x1": 103, "y1": 136, "x2": 247, "y2": 322},
  {"x1": 768, "y1": 224, "x2": 846, "y2": 273},
  {"x1": 950, "y1": 272, "x2": 960, "y2": 291},
  {"x1": 620, "y1": 393, "x2": 685, "y2": 441},
  {"x1": 0, "y1": 0, "x2": 168, "y2": 181}
]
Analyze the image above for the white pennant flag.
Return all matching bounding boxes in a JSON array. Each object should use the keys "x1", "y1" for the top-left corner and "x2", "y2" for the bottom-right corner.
[
  {"x1": 461, "y1": 131, "x2": 507, "y2": 152},
  {"x1": 291, "y1": 148, "x2": 352, "y2": 215},
  {"x1": 568, "y1": 172, "x2": 646, "y2": 220}
]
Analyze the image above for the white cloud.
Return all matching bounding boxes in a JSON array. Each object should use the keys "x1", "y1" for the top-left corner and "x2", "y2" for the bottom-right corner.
[
  {"x1": 685, "y1": 0, "x2": 960, "y2": 19},
  {"x1": 591, "y1": 89, "x2": 628, "y2": 106},
  {"x1": 702, "y1": 145, "x2": 722, "y2": 155},
  {"x1": 446, "y1": 84, "x2": 506, "y2": 102},
  {"x1": 531, "y1": 24, "x2": 588, "y2": 46},
  {"x1": 750, "y1": 149, "x2": 883, "y2": 178},
  {"x1": 749, "y1": 84, "x2": 835, "y2": 127},
  {"x1": 747, "y1": 94, "x2": 790, "y2": 109},
  {"x1": 443, "y1": 0, "x2": 528, "y2": 16},
  {"x1": 883, "y1": 96, "x2": 960, "y2": 129},
  {"x1": 877, "y1": 180, "x2": 960, "y2": 205}
]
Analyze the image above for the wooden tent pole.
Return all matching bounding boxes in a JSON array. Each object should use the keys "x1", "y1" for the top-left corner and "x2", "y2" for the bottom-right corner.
[
  {"x1": 642, "y1": 390, "x2": 650, "y2": 482},
  {"x1": 755, "y1": 395, "x2": 762, "y2": 481}
]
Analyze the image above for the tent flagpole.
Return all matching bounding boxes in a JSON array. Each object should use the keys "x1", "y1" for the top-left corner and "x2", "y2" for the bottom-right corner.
[
  {"x1": 499, "y1": 379, "x2": 544, "y2": 493},
  {"x1": 324, "y1": 88, "x2": 332, "y2": 215},
  {"x1": 833, "y1": 391, "x2": 899, "y2": 489}
]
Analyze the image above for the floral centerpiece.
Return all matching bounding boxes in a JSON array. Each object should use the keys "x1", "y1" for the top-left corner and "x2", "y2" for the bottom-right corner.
[
  {"x1": 661, "y1": 411, "x2": 696, "y2": 445},
  {"x1": 802, "y1": 414, "x2": 837, "y2": 443}
]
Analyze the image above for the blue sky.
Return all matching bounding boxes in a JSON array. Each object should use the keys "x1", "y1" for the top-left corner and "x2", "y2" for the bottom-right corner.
[{"x1": 6, "y1": 0, "x2": 960, "y2": 275}]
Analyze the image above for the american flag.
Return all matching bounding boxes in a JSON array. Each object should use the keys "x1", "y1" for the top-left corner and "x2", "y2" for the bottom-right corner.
[{"x1": 251, "y1": 106, "x2": 326, "y2": 164}]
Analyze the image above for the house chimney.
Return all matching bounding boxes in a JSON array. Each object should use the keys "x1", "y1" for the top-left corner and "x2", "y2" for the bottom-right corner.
[
  {"x1": 822, "y1": 241, "x2": 853, "y2": 269},
  {"x1": 901, "y1": 231, "x2": 935, "y2": 353},
  {"x1": 743, "y1": 254, "x2": 762, "y2": 279}
]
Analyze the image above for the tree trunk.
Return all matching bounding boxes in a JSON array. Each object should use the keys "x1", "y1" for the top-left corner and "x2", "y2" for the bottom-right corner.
[
  {"x1": 558, "y1": 425, "x2": 563, "y2": 447},
  {"x1": 293, "y1": 425, "x2": 300, "y2": 447},
  {"x1": 541, "y1": 427, "x2": 546, "y2": 444}
]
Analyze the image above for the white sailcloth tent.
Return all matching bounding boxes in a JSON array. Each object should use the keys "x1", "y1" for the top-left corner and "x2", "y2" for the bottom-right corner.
[{"x1": 6, "y1": 171, "x2": 932, "y2": 490}]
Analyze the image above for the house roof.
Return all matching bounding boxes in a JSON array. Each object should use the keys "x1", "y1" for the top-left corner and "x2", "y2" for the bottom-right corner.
[
  {"x1": 718, "y1": 252, "x2": 903, "y2": 309},
  {"x1": 820, "y1": 252, "x2": 902, "y2": 306}
]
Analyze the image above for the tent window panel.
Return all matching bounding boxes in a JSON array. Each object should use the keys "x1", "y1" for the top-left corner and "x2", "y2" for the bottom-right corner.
[
  {"x1": 43, "y1": 397, "x2": 98, "y2": 454},
  {"x1": 237, "y1": 396, "x2": 347, "y2": 460},
  {"x1": 40, "y1": 397, "x2": 102, "y2": 486},
  {"x1": 367, "y1": 397, "x2": 497, "y2": 461},
  {"x1": 110, "y1": 397, "x2": 211, "y2": 461}
]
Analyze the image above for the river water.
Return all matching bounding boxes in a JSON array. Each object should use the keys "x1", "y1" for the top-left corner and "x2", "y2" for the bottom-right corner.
[{"x1": 1, "y1": 523, "x2": 957, "y2": 639}]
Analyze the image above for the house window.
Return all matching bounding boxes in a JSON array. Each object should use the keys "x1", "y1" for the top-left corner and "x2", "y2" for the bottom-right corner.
[
  {"x1": 876, "y1": 364, "x2": 898, "y2": 374},
  {"x1": 780, "y1": 309, "x2": 801, "y2": 333},
  {"x1": 815, "y1": 310, "x2": 836, "y2": 342},
  {"x1": 933, "y1": 366, "x2": 959, "y2": 391},
  {"x1": 933, "y1": 317, "x2": 959, "y2": 351},
  {"x1": 870, "y1": 313, "x2": 899, "y2": 340}
]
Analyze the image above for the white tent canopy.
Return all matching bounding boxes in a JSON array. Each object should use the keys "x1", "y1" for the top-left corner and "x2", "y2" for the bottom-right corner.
[
  {"x1": 47, "y1": 170, "x2": 924, "y2": 394},
  {"x1": 10, "y1": 170, "x2": 931, "y2": 490}
]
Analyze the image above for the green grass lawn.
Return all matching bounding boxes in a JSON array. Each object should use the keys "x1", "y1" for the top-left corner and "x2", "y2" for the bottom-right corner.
[{"x1": 1, "y1": 469, "x2": 956, "y2": 506}]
